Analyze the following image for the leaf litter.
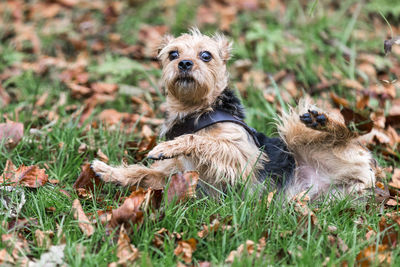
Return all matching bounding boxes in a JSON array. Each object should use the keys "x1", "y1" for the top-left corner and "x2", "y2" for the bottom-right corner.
[{"x1": 2, "y1": 0, "x2": 400, "y2": 265}]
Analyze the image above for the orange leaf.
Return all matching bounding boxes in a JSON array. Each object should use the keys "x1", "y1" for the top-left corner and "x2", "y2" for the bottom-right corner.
[
  {"x1": 174, "y1": 238, "x2": 197, "y2": 264},
  {"x1": 116, "y1": 225, "x2": 139, "y2": 265},
  {"x1": 0, "y1": 160, "x2": 48, "y2": 188},
  {"x1": 167, "y1": 171, "x2": 199, "y2": 203},
  {"x1": 108, "y1": 188, "x2": 148, "y2": 229},
  {"x1": 72, "y1": 199, "x2": 95, "y2": 237},
  {"x1": 73, "y1": 163, "x2": 104, "y2": 192}
]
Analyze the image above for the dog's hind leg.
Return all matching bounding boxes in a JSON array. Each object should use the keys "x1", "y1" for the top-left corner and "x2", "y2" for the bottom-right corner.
[
  {"x1": 278, "y1": 98, "x2": 357, "y2": 148},
  {"x1": 278, "y1": 98, "x2": 375, "y2": 199}
]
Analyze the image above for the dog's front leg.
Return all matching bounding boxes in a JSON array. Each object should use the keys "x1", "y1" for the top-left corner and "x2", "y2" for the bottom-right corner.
[
  {"x1": 91, "y1": 159, "x2": 176, "y2": 188},
  {"x1": 148, "y1": 134, "x2": 231, "y2": 161}
]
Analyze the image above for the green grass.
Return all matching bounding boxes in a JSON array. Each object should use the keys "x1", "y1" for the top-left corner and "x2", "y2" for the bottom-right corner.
[{"x1": 1, "y1": 0, "x2": 400, "y2": 266}]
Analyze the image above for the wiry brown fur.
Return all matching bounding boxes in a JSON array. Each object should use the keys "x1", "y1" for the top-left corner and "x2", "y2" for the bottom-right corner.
[
  {"x1": 91, "y1": 29, "x2": 376, "y2": 200},
  {"x1": 279, "y1": 98, "x2": 376, "y2": 199}
]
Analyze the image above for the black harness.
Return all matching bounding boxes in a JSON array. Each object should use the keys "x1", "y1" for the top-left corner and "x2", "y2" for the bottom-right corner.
[
  {"x1": 164, "y1": 107, "x2": 296, "y2": 187},
  {"x1": 165, "y1": 109, "x2": 261, "y2": 146}
]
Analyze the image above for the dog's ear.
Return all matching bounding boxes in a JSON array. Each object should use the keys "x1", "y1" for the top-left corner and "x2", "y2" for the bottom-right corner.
[
  {"x1": 157, "y1": 34, "x2": 174, "y2": 57},
  {"x1": 213, "y1": 33, "x2": 232, "y2": 61}
]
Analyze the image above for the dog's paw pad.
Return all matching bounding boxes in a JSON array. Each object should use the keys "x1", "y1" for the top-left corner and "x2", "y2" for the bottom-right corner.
[
  {"x1": 300, "y1": 110, "x2": 328, "y2": 129},
  {"x1": 316, "y1": 114, "x2": 327, "y2": 125}
]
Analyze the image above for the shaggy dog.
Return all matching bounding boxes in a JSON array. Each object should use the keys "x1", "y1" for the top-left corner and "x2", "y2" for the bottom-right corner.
[{"x1": 91, "y1": 29, "x2": 376, "y2": 200}]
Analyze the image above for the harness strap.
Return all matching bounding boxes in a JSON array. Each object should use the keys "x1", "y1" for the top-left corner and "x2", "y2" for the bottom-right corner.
[{"x1": 165, "y1": 109, "x2": 261, "y2": 147}]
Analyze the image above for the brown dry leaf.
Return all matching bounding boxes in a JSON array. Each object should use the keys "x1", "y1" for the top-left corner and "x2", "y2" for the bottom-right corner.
[
  {"x1": 35, "y1": 229, "x2": 54, "y2": 249},
  {"x1": 365, "y1": 230, "x2": 376, "y2": 241},
  {"x1": 225, "y1": 237, "x2": 266, "y2": 263},
  {"x1": 196, "y1": 5, "x2": 217, "y2": 26},
  {"x1": 67, "y1": 82, "x2": 91, "y2": 98},
  {"x1": 0, "y1": 121, "x2": 24, "y2": 149},
  {"x1": 152, "y1": 228, "x2": 183, "y2": 248},
  {"x1": 174, "y1": 238, "x2": 197, "y2": 264},
  {"x1": 91, "y1": 210, "x2": 113, "y2": 225},
  {"x1": 340, "y1": 107, "x2": 373, "y2": 135},
  {"x1": 73, "y1": 163, "x2": 104, "y2": 192},
  {"x1": 386, "y1": 198, "x2": 398, "y2": 206},
  {"x1": 0, "y1": 85, "x2": 11, "y2": 106},
  {"x1": 167, "y1": 171, "x2": 199, "y2": 203},
  {"x1": 330, "y1": 92, "x2": 349, "y2": 108},
  {"x1": 358, "y1": 63, "x2": 377, "y2": 79},
  {"x1": 153, "y1": 228, "x2": 169, "y2": 248},
  {"x1": 96, "y1": 149, "x2": 109, "y2": 163},
  {"x1": 291, "y1": 191, "x2": 319, "y2": 227},
  {"x1": 356, "y1": 94, "x2": 370, "y2": 110},
  {"x1": 0, "y1": 160, "x2": 48, "y2": 187},
  {"x1": 388, "y1": 168, "x2": 400, "y2": 189},
  {"x1": 356, "y1": 244, "x2": 391, "y2": 266},
  {"x1": 35, "y1": 92, "x2": 49, "y2": 107},
  {"x1": 91, "y1": 82, "x2": 118, "y2": 95},
  {"x1": 141, "y1": 125, "x2": 153, "y2": 141},
  {"x1": 341, "y1": 79, "x2": 364, "y2": 91},
  {"x1": 198, "y1": 262, "x2": 212, "y2": 267},
  {"x1": 197, "y1": 218, "x2": 221, "y2": 238},
  {"x1": 98, "y1": 109, "x2": 127, "y2": 125},
  {"x1": 108, "y1": 188, "x2": 148, "y2": 229},
  {"x1": 115, "y1": 225, "x2": 140, "y2": 265},
  {"x1": 266, "y1": 190, "x2": 276, "y2": 207},
  {"x1": 0, "y1": 248, "x2": 15, "y2": 265},
  {"x1": 2, "y1": 233, "x2": 30, "y2": 260},
  {"x1": 72, "y1": 199, "x2": 95, "y2": 236},
  {"x1": 138, "y1": 24, "x2": 169, "y2": 57}
]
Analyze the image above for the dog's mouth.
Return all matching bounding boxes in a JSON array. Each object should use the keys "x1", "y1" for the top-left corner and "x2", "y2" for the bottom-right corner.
[{"x1": 174, "y1": 75, "x2": 196, "y2": 86}]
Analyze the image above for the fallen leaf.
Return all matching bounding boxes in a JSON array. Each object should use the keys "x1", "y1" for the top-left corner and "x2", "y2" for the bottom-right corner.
[
  {"x1": 340, "y1": 107, "x2": 373, "y2": 134},
  {"x1": 174, "y1": 238, "x2": 197, "y2": 264},
  {"x1": 225, "y1": 237, "x2": 266, "y2": 263},
  {"x1": 330, "y1": 92, "x2": 349, "y2": 108},
  {"x1": 91, "y1": 82, "x2": 118, "y2": 94},
  {"x1": 0, "y1": 249, "x2": 14, "y2": 265},
  {"x1": 197, "y1": 218, "x2": 221, "y2": 238},
  {"x1": 35, "y1": 229, "x2": 54, "y2": 249},
  {"x1": 341, "y1": 79, "x2": 364, "y2": 91},
  {"x1": 96, "y1": 149, "x2": 109, "y2": 163},
  {"x1": 388, "y1": 168, "x2": 400, "y2": 189},
  {"x1": 108, "y1": 188, "x2": 148, "y2": 230},
  {"x1": 167, "y1": 171, "x2": 199, "y2": 203},
  {"x1": 356, "y1": 244, "x2": 391, "y2": 266},
  {"x1": 115, "y1": 225, "x2": 140, "y2": 265},
  {"x1": 0, "y1": 121, "x2": 24, "y2": 149},
  {"x1": 2, "y1": 233, "x2": 30, "y2": 260},
  {"x1": 72, "y1": 199, "x2": 95, "y2": 237},
  {"x1": 73, "y1": 163, "x2": 104, "y2": 192},
  {"x1": 0, "y1": 160, "x2": 48, "y2": 188}
]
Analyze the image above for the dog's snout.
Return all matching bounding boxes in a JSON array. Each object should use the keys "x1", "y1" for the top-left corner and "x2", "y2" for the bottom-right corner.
[{"x1": 178, "y1": 60, "x2": 193, "y2": 71}]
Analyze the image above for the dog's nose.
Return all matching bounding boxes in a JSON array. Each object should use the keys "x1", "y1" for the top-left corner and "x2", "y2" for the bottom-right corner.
[{"x1": 178, "y1": 60, "x2": 193, "y2": 71}]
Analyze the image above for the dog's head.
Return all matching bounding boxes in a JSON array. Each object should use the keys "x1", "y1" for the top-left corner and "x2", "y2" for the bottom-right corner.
[{"x1": 158, "y1": 28, "x2": 232, "y2": 107}]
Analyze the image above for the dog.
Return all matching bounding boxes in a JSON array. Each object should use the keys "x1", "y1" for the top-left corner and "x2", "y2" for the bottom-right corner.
[{"x1": 91, "y1": 29, "x2": 376, "y2": 200}]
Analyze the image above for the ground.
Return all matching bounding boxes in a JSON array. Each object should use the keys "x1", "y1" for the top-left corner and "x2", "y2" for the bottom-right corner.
[{"x1": 1, "y1": 0, "x2": 400, "y2": 266}]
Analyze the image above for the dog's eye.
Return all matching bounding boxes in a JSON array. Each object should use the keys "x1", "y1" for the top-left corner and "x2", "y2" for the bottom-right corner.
[
  {"x1": 199, "y1": 51, "x2": 212, "y2": 62},
  {"x1": 169, "y1": 51, "x2": 179, "y2": 61}
]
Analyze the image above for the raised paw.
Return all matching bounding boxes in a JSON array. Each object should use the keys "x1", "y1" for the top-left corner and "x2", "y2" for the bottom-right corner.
[{"x1": 300, "y1": 109, "x2": 328, "y2": 130}]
